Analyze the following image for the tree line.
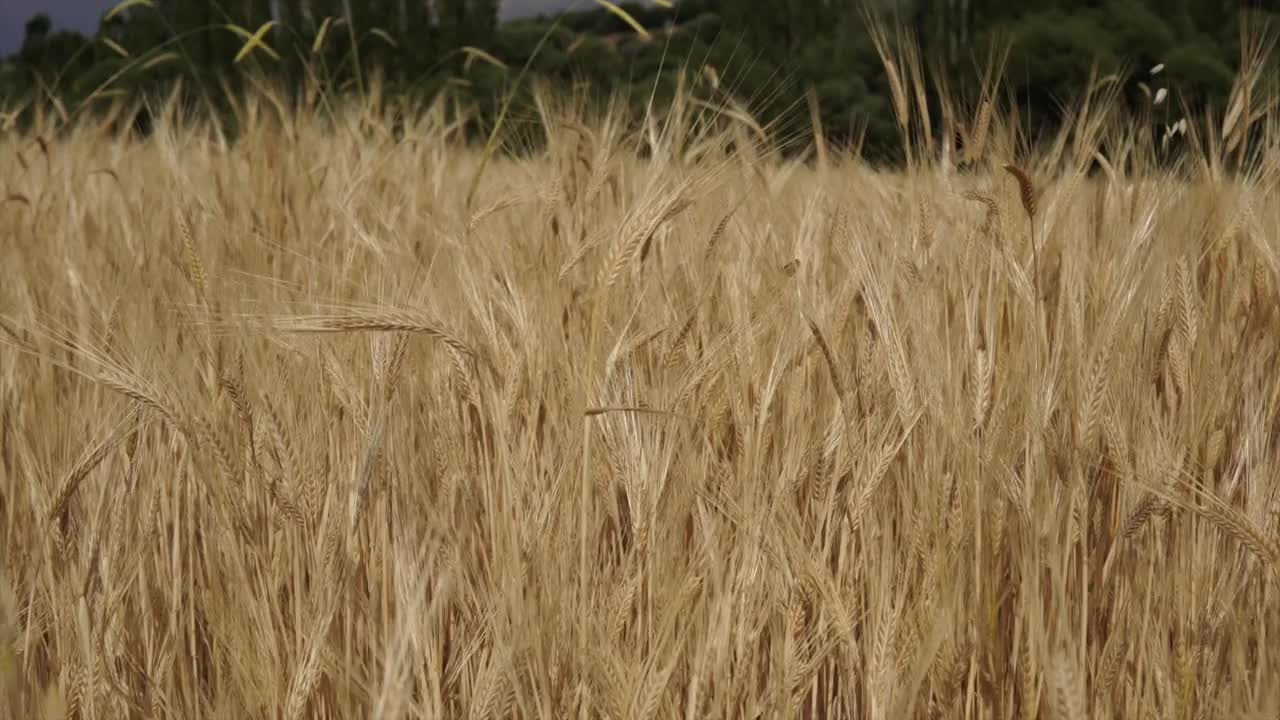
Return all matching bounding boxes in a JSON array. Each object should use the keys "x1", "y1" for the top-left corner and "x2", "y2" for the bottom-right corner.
[{"x1": 2, "y1": 0, "x2": 1277, "y2": 159}]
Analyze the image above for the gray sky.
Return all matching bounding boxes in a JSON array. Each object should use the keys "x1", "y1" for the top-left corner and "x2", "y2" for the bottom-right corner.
[{"x1": 1, "y1": 1, "x2": 584, "y2": 57}]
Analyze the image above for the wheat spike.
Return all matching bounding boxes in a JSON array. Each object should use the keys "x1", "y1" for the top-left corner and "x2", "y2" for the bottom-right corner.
[
  {"x1": 972, "y1": 347, "x2": 993, "y2": 434},
  {"x1": 1004, "y1": 164, "x2": 1039, "y2": 219}
]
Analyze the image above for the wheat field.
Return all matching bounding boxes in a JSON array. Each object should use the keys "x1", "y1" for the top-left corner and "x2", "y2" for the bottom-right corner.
[{"x1": 3, "y1": 44, "x2": 1280, "y2": 719}]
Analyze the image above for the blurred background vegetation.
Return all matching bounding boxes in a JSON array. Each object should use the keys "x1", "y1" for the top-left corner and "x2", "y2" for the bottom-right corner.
[{"x1": 1, "y1": 0, "x2": 1277, "y2": 161}]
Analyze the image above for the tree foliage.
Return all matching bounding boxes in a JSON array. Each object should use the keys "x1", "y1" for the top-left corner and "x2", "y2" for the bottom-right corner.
[{"x1": 1, "y1": 0, "x2": 1275, "y2": 160}]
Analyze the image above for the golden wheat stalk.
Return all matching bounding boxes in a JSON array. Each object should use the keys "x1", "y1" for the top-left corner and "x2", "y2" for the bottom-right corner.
[
  {"x1": 1004, "y1": 163, "x2": 1045, "y2": 343},
  {"x1": 263, "y1": 310, "x2": 474, "y2": 358}
]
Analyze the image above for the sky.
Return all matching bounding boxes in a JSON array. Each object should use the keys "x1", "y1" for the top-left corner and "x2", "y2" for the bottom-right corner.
[{"x1": 0, "y1": 1, "x2": 582, "y2": 57}]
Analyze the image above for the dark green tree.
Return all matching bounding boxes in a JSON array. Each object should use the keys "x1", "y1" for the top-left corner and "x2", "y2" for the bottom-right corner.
[{"x1": 437, "y1": 0, "x2": 500, "y2": 53}]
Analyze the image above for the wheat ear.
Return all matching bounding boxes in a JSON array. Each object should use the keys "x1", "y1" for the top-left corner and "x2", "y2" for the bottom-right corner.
[{"x1": 1004, "y1": 164, "x2": 1043, "y2": 342}]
